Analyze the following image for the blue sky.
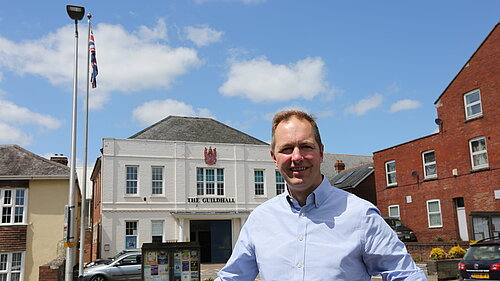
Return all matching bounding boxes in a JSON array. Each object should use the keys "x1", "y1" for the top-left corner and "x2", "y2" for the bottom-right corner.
[{"x1": 0, "y1": 0, "x2": 498, "y2": 167}]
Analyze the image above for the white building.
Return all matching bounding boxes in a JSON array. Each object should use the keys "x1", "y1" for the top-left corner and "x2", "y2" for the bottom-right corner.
[
  {"x1": 92, "y1": 116, "x2": 275, "y2": 263},
  {"x1": 90, "y1": 116, "x2": 373, "y2": 263}
]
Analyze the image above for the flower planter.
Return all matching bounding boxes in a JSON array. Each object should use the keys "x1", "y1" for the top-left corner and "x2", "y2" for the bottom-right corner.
[{"x1": 427, "y1": 259, "x2": 461, "y2": 280}]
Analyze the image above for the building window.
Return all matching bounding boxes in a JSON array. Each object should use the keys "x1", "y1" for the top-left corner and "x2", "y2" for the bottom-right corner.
[
  {"x1": 464, "y1": 89, "x2": 482, "y2": 120},
  {"x1": 422, "y1": 150, "x2": 437, "y2": 179},
  {"x1": 385, "y1": 160, "x2": 397, "y2": 186},
  {"x1": 275, "y1": 171, "x2": 285, "y2": 195},
  {"x1": 469, "y1": 137, "x2": 489, "y2": 170},
  {"x1": 151, "y1": 167, "x2": 163, "y2": 195},
  {"x1": 126, "y1": 166, "x2": 138, "y2": 195},
  {"x1": 196, "y1": 168, "x2": 224, "y2": 196},
  {"x1": 427, "y1": 200, "x2": 442, "y2": 228},
  {"x1": 0, "y1": 252, "x2": 24, "y2": 281},
  {"x1": 1, "y1": 189, "x2": 27, "y2": 225},
  {"x1": 151, "y1": 221, "x2": 163, "y2": 243},
  {"x1": 254, "y1": 170, "x2": 265, "y2": 196},
  {"x1": 471, "y1": 213, "x2": 500, "y2": 240},
  {"x1": 388, "y1": 205, "x2": 400, "y2": 218},
  {"x1": 125, "y1": 221, "x2": 138, "y2": 249}
]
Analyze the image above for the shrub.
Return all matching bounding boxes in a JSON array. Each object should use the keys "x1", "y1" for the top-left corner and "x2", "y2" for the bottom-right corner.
[
  {"x1": 430, "y1": 247, "x2": 447, "y2": 260},
  {"x1": 448, "y1": 246, "x2": 466, "y2": 258}
]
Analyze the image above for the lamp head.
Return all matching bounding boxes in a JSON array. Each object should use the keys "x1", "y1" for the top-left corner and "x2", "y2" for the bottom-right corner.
[{"x1": 66, "y1": 5, "x2": 85, "y2": 21}]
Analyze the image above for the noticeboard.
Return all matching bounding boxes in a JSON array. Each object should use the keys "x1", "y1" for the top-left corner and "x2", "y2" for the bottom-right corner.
[{"x1": 142, "y1": 242, "x2": 201, "y2": 281}]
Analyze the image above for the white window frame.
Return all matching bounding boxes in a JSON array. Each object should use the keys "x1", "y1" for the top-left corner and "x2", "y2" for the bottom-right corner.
[
  {"x1": 125, "y1": 166, "x2": 139, "y2": 195},
  {"x1": 464, "y1": 89, "x2": 483, "y2": 120},
  {"x1": 196, "y1": 168, "x2": 224, "y2": 196},
  {"x1": 254, "y1": 170, "x2": 265, "y2": 196},
  {"x1": 275, "y1": 171, "x2": 285, "y2": 195},
  {"x1": 151, "y1": 166, "x2": 164, "y2": 195},
  {"x1": 422, "y1": 150, "x2": 437, "y2": 179},
  {"x1": 125, "y1": 221, "x2": 138, "y2": 249},
  {"x1": 426, "y1": 199, "x2": 443, "y2": 228},
  {"x1": 0, "y1": 252, "x2": 25, "y2": 281},
  {"x1": 1, "y1": 189, "x2": 28, "y2": 225},
  {"x1": 388, "y1": 205, "x2": 400, "y2": 219},
  {"x1": 151, "y1": 221, "x2": 164, "y2": 243},
  {"x1": 469, "y1": 136, "x2": 489, "y2": 170},
  {"x1": 385, "y1": 160, "x2": 397, "y2": 187}
]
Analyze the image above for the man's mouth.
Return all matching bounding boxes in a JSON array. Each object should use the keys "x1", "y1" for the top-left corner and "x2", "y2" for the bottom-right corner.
[{"x1": 291, "y1": 167, "x2": 307, "y2": 172}]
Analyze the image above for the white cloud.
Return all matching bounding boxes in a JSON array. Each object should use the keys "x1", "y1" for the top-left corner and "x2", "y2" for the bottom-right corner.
[
  {"x1": 219, "y1": 57, "x2": 328, "y2": 103},
  {"x1": 0, "y1": 20, "x2": 201, "y2": 109},
  {"x1": 137, "y1": 19, "x2": 168, "y2": 41},
  {"x1": 185, "y1": 25, "x2": 223, "y2": 47},
  {"x1": 390, "y1": 99, "x2": 422, "y2": 113},
  {"x1": 132, "y1": 99, "x2": 215, "y2": 126},
  {"x1": 345, "y1": 94, "x2": 383, "y2": 116},
  {"x1": 0, "y1": 122, "x2": 33, "y2": 146},
  {"x1": 0, "y1": 99, "x2": 62, "y2": 129}
]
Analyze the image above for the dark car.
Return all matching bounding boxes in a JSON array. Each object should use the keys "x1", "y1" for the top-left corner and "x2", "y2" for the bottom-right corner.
[
  {"x1": 383, "y1": 217, "x2": 418, "y2": 242},
  {"x1": 458, "y1": 237, "x2": 500, "y2": 281},
  {"x1": 83, "y1": 251, "x2": 142, "y2": 281}
]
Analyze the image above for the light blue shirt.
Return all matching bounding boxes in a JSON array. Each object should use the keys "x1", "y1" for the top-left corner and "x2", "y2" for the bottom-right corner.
[{"x1": 216, "y1": 177, "x2": 427, "y2": 281}]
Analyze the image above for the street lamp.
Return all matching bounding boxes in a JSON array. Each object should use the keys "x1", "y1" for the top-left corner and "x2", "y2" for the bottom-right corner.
[
  {"x1": 66, "y1": 5, "x2": 85, "y2": 21},
  {"x1": 65, "y1": 5, "x2": 85, "y2": 281}
]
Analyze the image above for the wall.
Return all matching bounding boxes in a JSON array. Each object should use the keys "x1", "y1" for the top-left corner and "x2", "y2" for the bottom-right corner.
[{"x1": 26, "y1": 179, "x2": 69, "y2": 281}]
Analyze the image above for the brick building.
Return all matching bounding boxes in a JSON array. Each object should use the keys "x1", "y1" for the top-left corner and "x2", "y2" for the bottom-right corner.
[{"x1": 374, "y1": 23, "x2": 499, "y2": 242}]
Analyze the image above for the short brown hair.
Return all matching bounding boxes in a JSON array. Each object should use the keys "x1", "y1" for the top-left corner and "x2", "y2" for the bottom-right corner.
[{"x1": 271, "y1": 110, "x2": 323, "y2": 151}]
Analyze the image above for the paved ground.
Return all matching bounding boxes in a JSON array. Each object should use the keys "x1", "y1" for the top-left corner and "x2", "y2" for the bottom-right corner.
[{"x1": 200, "y1": 263, "x2": 459, "y2": 281}]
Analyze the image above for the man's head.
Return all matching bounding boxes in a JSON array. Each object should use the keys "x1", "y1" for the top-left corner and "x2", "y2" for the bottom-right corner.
[{"x1": 270, "y1": 110, "x2": 324, "y2": 204}]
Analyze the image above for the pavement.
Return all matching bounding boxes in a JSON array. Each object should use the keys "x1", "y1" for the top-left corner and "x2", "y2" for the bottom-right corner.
[{"x1": 200, "y1": 263, "x2": 459, "y2": 281}]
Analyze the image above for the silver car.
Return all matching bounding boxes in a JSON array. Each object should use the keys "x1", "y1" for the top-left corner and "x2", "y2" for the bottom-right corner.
[{"x1": 83, "y1": 251, "x2": 142, "y2": 281}]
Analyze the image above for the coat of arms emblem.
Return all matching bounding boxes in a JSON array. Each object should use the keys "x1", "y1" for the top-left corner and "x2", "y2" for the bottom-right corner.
[{"x1": 204, "y1": 147, "x2": 217, "y2": 165}]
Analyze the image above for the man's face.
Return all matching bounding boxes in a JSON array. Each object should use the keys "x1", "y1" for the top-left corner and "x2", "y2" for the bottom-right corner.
[{"x1": 271, "y1": 116, "x2": 324, "y2": 199}]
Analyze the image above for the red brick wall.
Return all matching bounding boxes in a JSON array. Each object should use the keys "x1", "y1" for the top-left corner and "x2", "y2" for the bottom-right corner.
[
  {"x1": 374, "y1": 24, "x2": 500, "y2": 243},
  {"x1": 38, "y1": 265, "x2": 63, "y2": 281},
  {"x1": 0, "y1": 226, "x2": 27, "y2": 252}
]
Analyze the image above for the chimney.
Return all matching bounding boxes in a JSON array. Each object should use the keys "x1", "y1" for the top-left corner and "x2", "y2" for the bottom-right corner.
[
  {"x1": 334, "y1": 160, "x2": 345, "y2": 174},
  {"x1": 50, "y1": 154, "x2": 68, "y2": 166}
]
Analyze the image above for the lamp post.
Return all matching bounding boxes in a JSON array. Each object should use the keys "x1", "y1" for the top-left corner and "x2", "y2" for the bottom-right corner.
[{"x1": 65, "y1": 5, "x2": 85, "y2": 281}]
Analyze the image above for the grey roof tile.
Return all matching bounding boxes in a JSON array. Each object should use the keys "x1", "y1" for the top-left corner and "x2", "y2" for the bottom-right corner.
[
  {"x1": 330, "y1": 162, "x2": 374, "y2": 189},
  {"x1": 0, "y1": 145, "x2": 70, "y2": 178},
  {"x1": 129, "y1": 116, "x2": 268, "y2": 145},
  {"x1": 321, "y1": 153, "x2": 373, "y2": 183}
]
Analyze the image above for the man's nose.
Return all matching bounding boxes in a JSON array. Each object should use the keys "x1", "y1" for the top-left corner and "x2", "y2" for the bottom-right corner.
[{"x1": 291, "y1": 147, "x2": 303, "y2": 161}]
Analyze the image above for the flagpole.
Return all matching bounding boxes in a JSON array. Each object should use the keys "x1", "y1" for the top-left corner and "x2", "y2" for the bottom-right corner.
[{"x1": 78, "y1": 13, "x2": 92, "y2": 280}]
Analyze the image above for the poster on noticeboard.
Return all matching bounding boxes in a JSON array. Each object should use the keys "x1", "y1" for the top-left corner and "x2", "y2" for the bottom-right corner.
[{"x1": 142, "y1": 242, "x2": 200, "y2": 281}]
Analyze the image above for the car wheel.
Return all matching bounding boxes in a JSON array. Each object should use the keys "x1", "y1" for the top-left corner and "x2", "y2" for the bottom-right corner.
[{"x1": 90, "y1": 275, "x2": 106, "y2": 281}]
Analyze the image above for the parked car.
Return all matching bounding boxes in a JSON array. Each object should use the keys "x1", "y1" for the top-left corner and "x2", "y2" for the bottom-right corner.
[
  {"x1": 83, "y1": 251, "x2": 142, "y2": 281},
  {"x1": 383, "y1": 217, "x2": 418, "y2": 242},
  {"x1": 85, "y1": 249, "x2": 139, "y2": 268},
  {"x1": 458, "y1": 237, "x2": 500, "y2": 281}
]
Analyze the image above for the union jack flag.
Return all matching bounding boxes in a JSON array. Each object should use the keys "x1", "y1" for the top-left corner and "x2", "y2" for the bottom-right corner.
[{"x1": 89, "y1": 29, "x2": 98, "y2": 88}]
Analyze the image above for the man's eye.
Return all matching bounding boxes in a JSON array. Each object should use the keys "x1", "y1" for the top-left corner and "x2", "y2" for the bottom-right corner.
[
  {"x1": 280, "y1": 148, "x2": 293, "y2": 154},
  {"x1": 301, "y1": 145, "x2": 313, "y2": 151}
]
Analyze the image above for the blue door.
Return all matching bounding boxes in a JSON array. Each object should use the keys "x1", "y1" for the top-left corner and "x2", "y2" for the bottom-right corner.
[{"x1": 210, "y1": 220, "x2": 232, "y2": 263}]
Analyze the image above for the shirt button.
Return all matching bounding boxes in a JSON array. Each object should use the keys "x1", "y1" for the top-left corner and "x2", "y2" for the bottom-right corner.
[
  {"x1": 297, "y1": 263, "x2": 303, "y2": 268},
  {"x1": 299, "y1": 236, "x2": 304, "y2": 241},
  {"x1": 300, "y1": 212, "x2": 305, "y2": 217}
]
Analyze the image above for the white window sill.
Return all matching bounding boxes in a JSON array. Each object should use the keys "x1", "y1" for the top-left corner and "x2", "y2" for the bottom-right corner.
[
  {"x1": 471, "y1": 165, "x2": 489, "y2": 172},
  {"x1": 428, "y1": 225, "x2": 443, "y2": 229},
  {"x1": 465, "y1": 114, "x2": 483, "y2": 122},
  {"x1": 386, "y1": 183, "x2": 398, "y2": 188}
]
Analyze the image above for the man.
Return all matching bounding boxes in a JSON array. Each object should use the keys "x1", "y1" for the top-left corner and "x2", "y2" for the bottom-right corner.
[{"x1": 216, "y1": 110, "x2": 426, "y2": 281}]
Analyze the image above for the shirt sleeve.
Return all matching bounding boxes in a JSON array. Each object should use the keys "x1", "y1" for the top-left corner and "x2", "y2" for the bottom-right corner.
[
  {"x1": 361, "y1": 208, "x2": 428, "y2": 281},
  {"x1": 215, "y1": 218, "x2": 259, "y2": 281}
]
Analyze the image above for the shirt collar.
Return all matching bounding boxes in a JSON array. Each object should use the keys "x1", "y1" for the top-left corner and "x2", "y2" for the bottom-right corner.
[{"x1": 285, "y1": 176, "x2": 330, "y2": 209}]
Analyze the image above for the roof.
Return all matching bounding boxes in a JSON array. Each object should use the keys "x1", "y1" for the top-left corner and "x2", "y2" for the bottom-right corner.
[
  {"x1": 0, "y1": 145, "x2": 70, "y2": 178},
  {"x1": 321, "y1": 153, "x2": 373, "y2": 183},
  {"x1": 434, "y1": 22, "x2": 499, "y2": 104},
  {"x1": 129, "y1": 116, "x2": 268, "y2": 145},
  {"x1": 329, "y1": 162, "x2": 374, "y2": 189}
]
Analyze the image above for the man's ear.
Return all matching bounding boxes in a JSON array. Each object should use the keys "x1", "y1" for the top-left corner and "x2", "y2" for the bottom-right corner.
[
  {"x1": 270, "y1": 149, "x2": 278, "y2": 166},
  {"x1": 320, "y1": 144, "x2": 324, "y2": 163}
]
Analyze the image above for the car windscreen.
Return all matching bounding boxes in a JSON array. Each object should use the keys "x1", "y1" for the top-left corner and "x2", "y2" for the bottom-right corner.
[{"x1": 463, "y1": 245, "x2": 500, "y2": 261}]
